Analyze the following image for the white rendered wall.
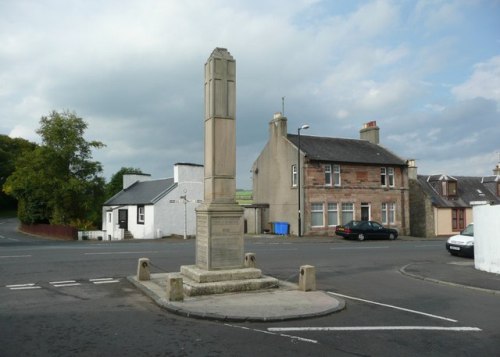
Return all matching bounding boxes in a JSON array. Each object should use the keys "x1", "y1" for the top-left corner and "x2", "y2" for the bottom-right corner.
[{"x1": 474, "y1": 204, "x2": 500, "y2": 274}]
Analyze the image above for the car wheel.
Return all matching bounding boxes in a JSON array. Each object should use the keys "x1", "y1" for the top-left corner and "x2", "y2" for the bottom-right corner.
[
  {"x1": 389, "y1": 233, "x2": 396, "y2": 240},
  {"x1": 358, "y1": 233, "x2": 365, "y2": 241}
]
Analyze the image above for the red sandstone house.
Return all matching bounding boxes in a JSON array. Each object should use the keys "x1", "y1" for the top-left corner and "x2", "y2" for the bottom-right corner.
[{"x1": 252, "y1": 114, "x2": 410, "y2": 236}]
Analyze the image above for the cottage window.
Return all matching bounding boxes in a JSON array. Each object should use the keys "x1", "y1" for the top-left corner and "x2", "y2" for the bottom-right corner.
[
  {"x1": 291, "y1": 165, "x2": 297, "y2": 187},
  {"x1": 325, "y1": 165, "x2": 332, "y2": 186},
  {"x1": 333, "y1": 164, "x2": 341, "y2": 186},
  {"x1": 327, "y1": 203, "x2": 338, "y2": 226},
  {"x1": 382, "y1": 203, "x2": 395, "y2": 224},
  {"x1": 452, "y1": 208, "x2": 465, "y2": 231},
  {"x1": 137, "y1": 205, "x2": 145, "y2": 224},
  {"x1": 311, "y1": 203, "x2": 324, "y2": 227},
  {"x1": 381, "y1": 168, "x2": 387, "y2": 186},
  {"x1": 341, "y1": 203, "x2": 354, "y2": 224}
]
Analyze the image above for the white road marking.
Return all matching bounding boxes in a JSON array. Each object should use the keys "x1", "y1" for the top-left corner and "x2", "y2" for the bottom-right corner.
[
  {"x1": 0, "y1": 255, "x2": 32, "y2": 259},
  {"x1": 330, "y1": 246, "x2": 389, "y2": 250},
  {"x1": 89, "y1": 278, "x2": 115, "y2": 282},
  {"x1": 50, "y1": 280, "x2": 81, "y2": 287},
  {"x1": 6, "y1": 283, "x2": 41, "y2": 290},
  {"x1": 328, "y1": 292, "x2": 458, "y2": 323},
  {"x1": 0, "y1": 235, "x2": 19, "y2": 241},
  {"x1": 225, "y1": 323, "x2": 318, "y2": 344},
  {"x1": 92, "y1": 280, "x2": 120, "y2": 284},
  {"x1": 268, "y1": 326, "x2": 482, "y2": 332},
  {"x1": 84, "y1": 251, "x2": 156, "y2": 255}
]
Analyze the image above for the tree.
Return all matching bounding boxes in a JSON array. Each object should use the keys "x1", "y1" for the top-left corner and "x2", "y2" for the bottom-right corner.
[
  {"x1": 3, "y1": 110, "x2": 105, "y2": 227},
  {"x1": 0, "y1": 135, "x2": 37, "y2": 213},
  {"x1": 106, "y1": 167, "x2": 145, "y2": 199}
]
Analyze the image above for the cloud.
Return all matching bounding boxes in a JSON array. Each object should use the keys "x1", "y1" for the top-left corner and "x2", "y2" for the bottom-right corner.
[{"x1": 452, "y1": 56, "x2": 500, "y2": 103}]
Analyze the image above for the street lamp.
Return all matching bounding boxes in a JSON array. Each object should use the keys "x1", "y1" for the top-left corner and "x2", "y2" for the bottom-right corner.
[{"x1": 297, "y1": 124, "x2": 309, "y2": 237}]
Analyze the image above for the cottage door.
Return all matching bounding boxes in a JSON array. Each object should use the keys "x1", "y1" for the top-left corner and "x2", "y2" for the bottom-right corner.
[{"x1": 118, "y1": 209, "x2": 128, "y2": 230}]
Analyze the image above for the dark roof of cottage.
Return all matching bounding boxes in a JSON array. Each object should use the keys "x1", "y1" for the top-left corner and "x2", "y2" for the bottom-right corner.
[
  {"x1": 287, "y1": 135, "x2": 406, "y2": 166},
  {"x1": 104, "y1": 178, "x2": 176, "y2": 206},
  {"x1": 416, "y1": 175, "x2": 500, "y2": 208}
]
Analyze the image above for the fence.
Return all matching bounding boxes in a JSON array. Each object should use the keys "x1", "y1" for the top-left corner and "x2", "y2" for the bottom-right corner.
[{"x1": 20, "y1": 223, "x2": 78, "y2": 240}]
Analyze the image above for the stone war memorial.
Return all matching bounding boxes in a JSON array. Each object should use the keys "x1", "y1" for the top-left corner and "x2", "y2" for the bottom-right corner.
[{"x1": 173, "y1": 47, "x2": 278, "y2": 296}]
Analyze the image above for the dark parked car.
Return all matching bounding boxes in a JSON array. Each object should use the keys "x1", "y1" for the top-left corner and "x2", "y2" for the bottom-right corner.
[{"x1": 335, "y1": 220, "x2": 398, "y2": 241}]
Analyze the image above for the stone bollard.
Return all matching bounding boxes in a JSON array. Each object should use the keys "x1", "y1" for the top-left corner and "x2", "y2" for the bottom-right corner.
[
  {"x1": 244, "y1": 252, "x2": 256, "y2": 268},
  {"x1": 299, "y1": 265, "x2": 316, "y2": 292},
  {"x1": 166, "y1": 274, "x2": 184, "y2": 301},
  {"x1": 137, "y1": 258, "x2": 150, "y2": 281}
]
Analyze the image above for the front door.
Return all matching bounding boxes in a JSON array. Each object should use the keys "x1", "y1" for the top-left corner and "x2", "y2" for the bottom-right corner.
[
  {"x1": 361, "y1": 203, "x2": 370, "y2": 221},
  {"x1": 118, "y1": 209, "x2": 128, "y2": 230}
]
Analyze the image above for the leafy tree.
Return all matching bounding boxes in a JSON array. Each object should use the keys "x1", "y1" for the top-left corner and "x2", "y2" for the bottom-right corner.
[
  {"x1": 3, "y1": 110, "x2": 105, "y2": 227},
  {"x1": 106, "y1": 167, "x2": 145, "y2": 199},
  {"x1": 0, "y1": 135, "x2": 36, "y2": 213}
]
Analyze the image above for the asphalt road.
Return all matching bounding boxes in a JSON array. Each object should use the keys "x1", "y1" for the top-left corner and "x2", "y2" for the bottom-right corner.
[{"x1": 1, "y1": 217, "x2": 499, "y2": 356}]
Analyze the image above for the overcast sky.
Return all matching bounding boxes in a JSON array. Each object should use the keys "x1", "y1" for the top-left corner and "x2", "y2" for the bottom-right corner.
[{"x1": 1, "y1": 0, "x2": 499, "y2": 189}]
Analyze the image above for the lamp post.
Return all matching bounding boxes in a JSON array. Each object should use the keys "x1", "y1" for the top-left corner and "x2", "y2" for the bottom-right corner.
[
  {"x1": 180, "y1": 189, "x2": 188, "y2": 240},
  {"x1": 297, "y1": 124, "x2": 309, "y2": 237}
]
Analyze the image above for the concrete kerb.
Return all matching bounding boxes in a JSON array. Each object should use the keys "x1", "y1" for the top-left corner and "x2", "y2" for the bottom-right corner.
[
  {"x1": 127, "y1": 274, "x2": 346, "y2": 322},
  {"x1": 399, "y1": 263, "x2": 500, "y2": 296}
]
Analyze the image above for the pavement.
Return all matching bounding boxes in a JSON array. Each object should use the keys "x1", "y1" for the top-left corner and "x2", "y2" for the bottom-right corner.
[{"x1": 129, "y1": 236, "x2": 500, "y2": 321}]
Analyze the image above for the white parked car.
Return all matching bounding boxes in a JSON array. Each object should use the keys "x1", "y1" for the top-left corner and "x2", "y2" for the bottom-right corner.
[{"x1": 445, "y1": 223, "x2": 474, "y2": 258}]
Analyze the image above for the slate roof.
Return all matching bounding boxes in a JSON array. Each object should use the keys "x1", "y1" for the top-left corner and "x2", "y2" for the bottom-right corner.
[
  {"x1": 416, "y1": 175, "x2": 500, "y2": 208},
  {"x1": 104, "y1": 178, "x2": 176, "y2": 206},
  {"x1": 287, "y1": 135, "x2": 406, "y2": 166}
]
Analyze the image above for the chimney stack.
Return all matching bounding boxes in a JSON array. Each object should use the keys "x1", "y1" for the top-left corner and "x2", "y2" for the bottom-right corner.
[
  {"x1": 407, "y1": 159, "x2": 417, "y2": 180},
  {"x1": 360, "y1": 120, "x2": 380, "y2": 144},
  {"x1": 269, "y1": 112, "x2": 288, "y2": 138},
  {"x1": 493, "y1": 163, "x2": 500, "y2": 176}
]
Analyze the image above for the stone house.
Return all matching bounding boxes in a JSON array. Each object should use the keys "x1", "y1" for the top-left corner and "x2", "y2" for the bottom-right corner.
[
  {"x1": 252, "y1": 113, "x2": 410, "y2": 236},
  {"x1": 102, "y1": 163, "x2": 203, "y2": 240},
  {"x1": 409, "y1": 162, "x2": 500, "y2": 237}
]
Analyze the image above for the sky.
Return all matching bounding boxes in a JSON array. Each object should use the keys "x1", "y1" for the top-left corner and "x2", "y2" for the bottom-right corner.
[{"x1": 1, "y1": 0, "x2": 499, "y2": 189}]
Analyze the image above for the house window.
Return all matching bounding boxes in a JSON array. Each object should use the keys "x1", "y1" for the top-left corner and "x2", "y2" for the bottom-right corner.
[
  {"x1": 108, "y1": 212, "x2": 111, "y2": 223},
  {"x1": 311, "y1": 203, "x2": 324, "y2": 227},
  {"x1": 381, "y1": 167, "x2": 394, "y2": 187},
  {"x1": 452, "y1": 208, "x2": 465, "y2": 231},
  {"x1": 333, "y1": 164, "x2": 341, "y2": 186},
  {"x1": 388, "y1": 168, "x2": 395, "y2": 187},
  {"x1": 137, "y1": 205, "x2": 145, "y2": 224},
  {"x1": 292, "y1": 165, "x2": 297, "y2": 187},
  {"x1": 382, "y1": 203, "x2": 396, "y2": 224},
  {"x1": 327, "y1": 203, "x2": 338, "y2": 226},
  {"x1": 325, "y1": 164, "x2": 332, "y2": 186},
  {"x1": 441, "y1": 180, "x2": 458, "y2": 197},
  {"x1": 341, "y1": 203, "x2": 354, "y2": 224}
]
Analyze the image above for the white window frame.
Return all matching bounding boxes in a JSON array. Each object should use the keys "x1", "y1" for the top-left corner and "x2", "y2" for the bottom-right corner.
[
  {"x1": 388, "y1": 167, "x2": 395, "y2": 187},
  {"x1": 324, "y1": 164, "x2": 332, "y2": 186},
  {"x1": 341, "y1": 202, "x2": 354, "y2": 225},
  {"x1": 327, "y1": 203, "x2": 338, "y2": 227},
  {"x1": 311, "y1": 203, "x2": 324, "y2": 227},
  {"x1": 382, "y1": 203, "x2": 396, "y2": 224},
  {"x1": 292, "y1": 165, "x2": 297, "y2": 187},
  {"x1": 381, "y1": 167, "x2": 387, "y2": 187},
  {"x1": 137, "y1": 205, "x2": 145, "y2": 224},
  {"x1": 333, "y1": 164, "x2": 341, "y2": 186}
]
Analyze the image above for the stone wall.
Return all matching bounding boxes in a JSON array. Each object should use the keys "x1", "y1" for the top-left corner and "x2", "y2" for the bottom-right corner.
[
  {"x1": 303, "y1": 161, "x2": 410, "y2": 235},
  {"x1": 409, "y1": 179, "x2": 435, "y2": 237}
]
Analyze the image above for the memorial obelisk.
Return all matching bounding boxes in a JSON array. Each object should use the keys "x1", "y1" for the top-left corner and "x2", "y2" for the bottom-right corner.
[{"x1": 195, "y1": 48, "x2": 244, "y2": 270}]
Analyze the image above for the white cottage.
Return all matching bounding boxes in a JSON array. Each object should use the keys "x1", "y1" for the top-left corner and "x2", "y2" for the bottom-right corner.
[{"x1": 102, "y1": 163, "x2": 203, "y2": 240}]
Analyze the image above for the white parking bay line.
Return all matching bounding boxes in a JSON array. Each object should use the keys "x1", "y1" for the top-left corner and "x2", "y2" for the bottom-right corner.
[
  {"x1": 84, "y1": 251, "x2": 156, "y2": 255},
  {"x1": 330, "y1": 246, "x2": 389, "y2": 250},
  {"x1": 268, "y1": 326, "x2": 482, "y2": 332},
  {"x1": 328, "y1": 292, "x2": 458, "y2": 323}
]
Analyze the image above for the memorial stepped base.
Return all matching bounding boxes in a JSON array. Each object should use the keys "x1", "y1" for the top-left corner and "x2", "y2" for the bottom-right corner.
[{"x1": 176, "y1": 265, "x2": 279, "y2": 297}]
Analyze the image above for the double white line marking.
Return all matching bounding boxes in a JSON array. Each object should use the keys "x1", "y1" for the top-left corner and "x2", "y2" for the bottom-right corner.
[{"x1": 6, "y1": 278, "x2": 120, "y2": 290}]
